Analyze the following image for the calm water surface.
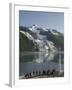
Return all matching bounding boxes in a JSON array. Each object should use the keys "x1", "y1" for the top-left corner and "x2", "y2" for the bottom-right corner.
[{"x1": 19, "y1": 51, "x2": 64, "y2": 76}]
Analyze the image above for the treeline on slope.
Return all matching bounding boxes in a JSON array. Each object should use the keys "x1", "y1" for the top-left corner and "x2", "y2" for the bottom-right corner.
[
  {"x1": 19, "y1": 32, "x2": 35, "y2": 52},
  {"x1": 19, "y1": 32, "x2": 39, "y2": 52}
]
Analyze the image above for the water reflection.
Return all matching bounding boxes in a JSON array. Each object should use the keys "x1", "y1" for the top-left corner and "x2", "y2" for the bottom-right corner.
[
  {"x1": 20, "y1": 51, "x2": 58, "y2": 63},
  {"x1": 19, "y1": 51, "x2": 64, "y2": 76},
  {"x1": 33, "y1": 51, "x2": 57, "y2": 63}
]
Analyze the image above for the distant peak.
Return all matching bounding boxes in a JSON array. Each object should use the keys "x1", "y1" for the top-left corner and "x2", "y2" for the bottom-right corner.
[
  {"x1": 33, "y1": 24, "x2": 36, "y2": 26},
  {"x1": 32, "y1": 24, "x2": 38, "y2": 27}
]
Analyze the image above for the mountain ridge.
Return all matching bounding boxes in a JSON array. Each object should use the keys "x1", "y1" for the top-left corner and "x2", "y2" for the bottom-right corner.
[{"x1": 19, "y1": 25, "x2": 64, "y2": 52}]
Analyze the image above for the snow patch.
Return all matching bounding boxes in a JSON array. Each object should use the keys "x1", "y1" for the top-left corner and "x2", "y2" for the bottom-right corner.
[{"x1": 20, "y1": 31, "x2": 34, "y2": 41}]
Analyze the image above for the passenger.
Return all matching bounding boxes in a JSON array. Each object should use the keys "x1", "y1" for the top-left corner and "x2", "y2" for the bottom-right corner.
[
  {"x1": 29, "y1": 73, "x2": 31, "y2": 78},
  {"x1": 51, "y1": 69, "x2": 56, "y2": 77},
  {"x1": 36, "y1": 71, "x2": 38, "y2": 76},
  {"x1": 33, "y1": 71, "x2": 35, "y2": 76},
  {"x1": 31, "y1": 72, "x2": 33, "y2": 77},
  {"x1": 43, "y1": 70, "x2": 46, "y2": 75},
  {"x1": 25, "y1": 74, "x2": 28, "y2": 79},
  {"x1": 47, "y1": 69, "x2": 51, "y2": 76},
  {"x1": 39, "y1": 71, "x2": 41, "y2": 76}
]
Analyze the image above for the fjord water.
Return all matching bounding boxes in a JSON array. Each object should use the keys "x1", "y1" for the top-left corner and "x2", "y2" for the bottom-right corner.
[{"x1": 19, "y1": 51, "x2": 64, "y2": 76}]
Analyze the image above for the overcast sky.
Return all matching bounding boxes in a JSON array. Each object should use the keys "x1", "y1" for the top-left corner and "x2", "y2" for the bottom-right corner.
[{"x1": 19, "y1": 10, "x2": 64, "y2": 33}]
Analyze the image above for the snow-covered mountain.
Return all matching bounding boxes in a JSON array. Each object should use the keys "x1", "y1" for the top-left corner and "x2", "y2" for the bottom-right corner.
[
  {"x1": 29, "y1": 24, "x2": 39, "y2": 33},
  {"x1": 19, "y1": 25, "x2": 64, "y2": 52}
]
